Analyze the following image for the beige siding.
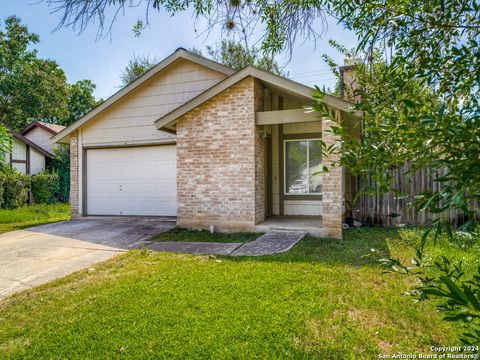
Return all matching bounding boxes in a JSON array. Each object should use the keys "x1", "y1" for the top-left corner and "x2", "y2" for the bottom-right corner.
[
  {"x1": 12, "y1": 162, "x2": 26, "y2": 173},
  {"x1": 24, "y1": 127, "x2": 53, "y2": 153},
  {"x1": 81, "y1": 59, "x2": 227, "y2": 146},
  {"x1": 283, "y1": 121, "x2": 321, "y2": 134},
  {"x1": 5, "y1": 139, "x2": 47, "y2": 174},
  {"x1": 284, "y1": 199, "x2": 322, "y2": 216},
  {"x1": 11, "y1": 138, "x2": 27, "y2": 161},
  {"x1": 29, "y1": 148, "x2": 46, "y2": 175}
]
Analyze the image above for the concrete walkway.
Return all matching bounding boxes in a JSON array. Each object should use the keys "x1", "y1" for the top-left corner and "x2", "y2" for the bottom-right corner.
[
  {"x1": 148, "y1": 241, "x2": 242, "y2": 255},
  {"x1": 230, "y1": 231, "x2": 306, "y2": 256},
  {"x1": 0, "y1": 218, "x2": 174, "y2": 298},
  {"x1": 147, "y1": 230, "x2": 305, "y2": 256}
]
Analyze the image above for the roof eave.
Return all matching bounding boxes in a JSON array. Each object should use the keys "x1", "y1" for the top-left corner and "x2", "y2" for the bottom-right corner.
[
  {"x1": 154, "y1": 66, "x2": 362, "y2": 132},
  {"x1": 52, "y1": 48, "x2": 235, "y2": 144}
]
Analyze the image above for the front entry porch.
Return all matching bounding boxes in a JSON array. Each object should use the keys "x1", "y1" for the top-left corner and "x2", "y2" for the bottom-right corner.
[
  {"x1": 255, "y1": 216, "x2": 324, "y2": 237},
  {"x1": 256, "y1": 87, "x2": 345, "y2": 239}
]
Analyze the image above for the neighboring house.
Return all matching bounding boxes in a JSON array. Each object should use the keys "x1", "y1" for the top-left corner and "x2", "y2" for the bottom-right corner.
[
  {"x1": 3, "y1": 122, "x2": 65, "y2": 175},
  {"x1": 53, "y1": 48, "x2": 360, "y2": 239},
  {"x1": 21, "y1": 121, "x2": 66, "y2": 155}
]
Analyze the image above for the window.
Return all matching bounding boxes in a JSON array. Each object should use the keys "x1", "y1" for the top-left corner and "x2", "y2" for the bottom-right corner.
[{"x1": 284, "y1": 139, "x2": 322, "y2": 195}]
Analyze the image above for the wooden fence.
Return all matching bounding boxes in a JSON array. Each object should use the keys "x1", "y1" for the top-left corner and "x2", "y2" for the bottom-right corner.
[{"x1": 351, "y1": 164, "x2": 480, "y2": 226}]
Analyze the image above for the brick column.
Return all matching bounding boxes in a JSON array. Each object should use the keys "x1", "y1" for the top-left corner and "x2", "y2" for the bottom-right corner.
[
  {"x1": 69, "y1": 130, "x2": 80, "y2": 217},
  {"x1": 254, "y1": 79, "x2": 265, "y2": 224},
  {"x1": 321, "y1": 113, "x2": 344, "y2": 239}
]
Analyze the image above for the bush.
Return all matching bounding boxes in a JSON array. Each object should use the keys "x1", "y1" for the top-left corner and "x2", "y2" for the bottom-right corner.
[
  {"x1": 0, "y1": 175, "x2": 4, "y2": 208},
  {"x1": 31, "y1": 171, "x2": 60, "y2": 204},
  {"x1": 51, "y1": 144, "x2": 70, "y2": 202},
  {"x1": 0, "y1": 168, "x2": 30, "y2": 209}
]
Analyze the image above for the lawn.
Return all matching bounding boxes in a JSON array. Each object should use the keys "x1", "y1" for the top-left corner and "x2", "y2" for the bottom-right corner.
[
  {"x1": 0, "y1": 203, "x2": 70, "y2": 234},
  {"x1": 151, "y1": 227, "x2": 260, "y2": 243},
  {"x1": 0, "y1": 227, "x2": 475, "y2": 359}
]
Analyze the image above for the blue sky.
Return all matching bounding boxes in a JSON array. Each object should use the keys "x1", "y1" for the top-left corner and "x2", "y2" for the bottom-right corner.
[{"x1": 0, "y1": 1, "x2": 357, "y2": 99}]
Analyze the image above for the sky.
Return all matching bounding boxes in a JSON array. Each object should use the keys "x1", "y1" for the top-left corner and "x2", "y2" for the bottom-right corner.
[{"x1": 0, "y1": 1, "x2": 357, "y2": 100}]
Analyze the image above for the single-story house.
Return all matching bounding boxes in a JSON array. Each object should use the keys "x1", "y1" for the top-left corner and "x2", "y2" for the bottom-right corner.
[
  {"x1": 53, "y1": 48, "x2": 360, "y2": 239},
  {"x1": 21, "y1": 121, "x2": 66, "y2": 155},
  {"x1": 4, "y1": 121, "x2": 65, "y2": 174}
]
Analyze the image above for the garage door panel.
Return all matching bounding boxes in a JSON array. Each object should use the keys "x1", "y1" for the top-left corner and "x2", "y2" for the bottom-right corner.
[{"x1": 87, "y1": 146, "x2": 177, "y2": 216}]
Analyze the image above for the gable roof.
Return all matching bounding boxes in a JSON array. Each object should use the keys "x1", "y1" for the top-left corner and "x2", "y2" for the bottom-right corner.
[
  {"x1": 21, "y1": 121, "x2": 65, "y2": 136},
  {"x1": 154, "y1": 66, "x2": 362, "y2": 133},
  {"x1": 9, "y1": 129, "x2": 54, "y2": 158},
  {"x1": 53, "y1": 48, "x2": 235, "y2": 144}
]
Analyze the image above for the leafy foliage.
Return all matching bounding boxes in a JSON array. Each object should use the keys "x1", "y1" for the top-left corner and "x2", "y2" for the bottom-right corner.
[
  {"x1": 44, "y1": 0, "x2": 327, "y2": 56},
  {"x1": 0, "y1": 167, "x2": 30, "y2": 209},
  {"x1": 312, "y1": 1, "x2": 480, "y2": 344},
  {"x1": 0, "y1": 126, "x2": 11, "y2": 165},
  {"x1": 120, "y1": 54, "x2": 158, "y2": 85},
  {"x1": 52, "y1": 144, "x2": 70, "y2": 202},
  {"x1": 31, "y1": 171, "x2": 60, "y2": 204},
  {"x1": 62, "y1": 80, "x2": 102, "y2": 126},
  {"x1": 370, "y1": 225, "x2": 480, "y2": 345},
  {"x1": 0, "y1": 16, "x2": 100, "y2": 130},
  {"x1": 0, "y1": 16, "x2": 69, "y2": 131},
  {"x1": 201, "y1": 40, "x2": 287, "y2": 75}
]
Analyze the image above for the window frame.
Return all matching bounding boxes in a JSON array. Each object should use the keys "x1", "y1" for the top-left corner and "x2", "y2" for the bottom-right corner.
[{"x1": 283, "y1": 138, "x2": 323, "y2": 198}]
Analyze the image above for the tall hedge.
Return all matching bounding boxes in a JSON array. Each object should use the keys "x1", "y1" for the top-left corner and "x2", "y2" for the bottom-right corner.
[
  {"x1": 31, "y1": 171, "x2": 60, "y2": 204},
  {"x1": 51, "y1": 144, "x2": 70, "y2": 202},
  {"x1": 0, "y1": 175, "x2": 4, "y2": 208},
  {"x1": 0, "y1": 168, "x2": 30, "y2": 208}
]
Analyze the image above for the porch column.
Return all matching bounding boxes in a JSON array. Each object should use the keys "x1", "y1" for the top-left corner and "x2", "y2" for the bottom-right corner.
[{"x1": 321, "y1": 112, "x2": 344, "y2": 239}]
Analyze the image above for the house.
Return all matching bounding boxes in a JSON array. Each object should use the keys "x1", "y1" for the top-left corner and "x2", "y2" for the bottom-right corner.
[
  {"x1": 4, "y1": 121, "x2": 65, "y2": 175},
  {"x1": 21, "y1": 121, "x2": 66, "y2": 155},
  {"x1": 4, "y1": 121, "x2": 65, "y2": 174},
  {"x1": 53, "y1": 48, "x2": 361, "y2": 239}
]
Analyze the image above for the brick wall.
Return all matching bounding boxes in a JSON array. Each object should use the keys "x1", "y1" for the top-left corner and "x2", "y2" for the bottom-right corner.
[
  {"x1": 175, "y1": 76, "x2": 265, "y2": 232},
  {"x1": 321, "y1": 112, "x2": 344, "y2": 239},
  {"x1": 69, "y1": 130, "x2": 79, "y2": 217}
]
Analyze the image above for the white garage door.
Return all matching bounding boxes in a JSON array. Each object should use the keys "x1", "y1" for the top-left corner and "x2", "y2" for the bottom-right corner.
[{"x1": 86, "y1": 146, "x2": 176, "y2": 216}]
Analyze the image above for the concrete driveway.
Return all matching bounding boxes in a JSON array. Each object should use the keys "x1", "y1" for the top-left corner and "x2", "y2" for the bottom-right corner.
[{"x1": 0, "y1": 217, "x2": 174, "y2": 298}]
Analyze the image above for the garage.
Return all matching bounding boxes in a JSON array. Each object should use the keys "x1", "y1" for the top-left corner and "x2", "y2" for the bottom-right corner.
[{"x1": 86, "y1": 146, "x2": 177, "y2": 216}]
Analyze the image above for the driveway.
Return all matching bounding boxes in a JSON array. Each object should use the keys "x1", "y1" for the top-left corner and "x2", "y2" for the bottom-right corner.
[{"x1": 0, "y1": 217, "x2": 174, "y2": 298}]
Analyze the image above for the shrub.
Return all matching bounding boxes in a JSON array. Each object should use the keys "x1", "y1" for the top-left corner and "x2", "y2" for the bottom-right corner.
[
  {"x1": 31, "y1": 171, "x2": 60, "y2": 204},
  {"x1": 0, "y1": 168, "x2": 30, "y2": 209},
  {"x1": 51, "y1": 144, "x2": 70, "y2": 202},
  {"x1": 0, "y1": 175, "x2": 4, "y2": 208}
]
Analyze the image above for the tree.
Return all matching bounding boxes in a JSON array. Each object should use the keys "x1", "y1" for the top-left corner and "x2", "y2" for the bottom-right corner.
[
  {"x1": 197, "y1": 40, "x2": 287, "y2": 76},
  {"x1": 0, "y1": 16, "x2": 70, "y2": 131},
  {"x1": 311, "y1": 2, "x2": 480, "y2": 344},
  {"x1": 44, "y1": 0, "x2": 327, "y2": 56},
  {"x1": 120, "y1": 55, "x2": 157, "y2": 85},
  {"x1": 120, "y1": 40, "x2": 286, "y2": 85},
  {"x1": 0, "y1": 16, "x2": 101, "y2": 131},
  {"x1": 63, "y1": 80, "x2": 102, "y2": 126}
]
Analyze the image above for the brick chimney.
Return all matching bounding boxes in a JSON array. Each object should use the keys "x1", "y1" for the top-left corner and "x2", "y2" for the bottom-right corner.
[{"x1": 339, "y1": 59, "x2": 361, "y2": 103}]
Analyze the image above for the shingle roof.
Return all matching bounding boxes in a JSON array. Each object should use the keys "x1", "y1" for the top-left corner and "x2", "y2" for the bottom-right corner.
[{"x1": 21, "y1": 121, "x2": 66, "y2": 136}]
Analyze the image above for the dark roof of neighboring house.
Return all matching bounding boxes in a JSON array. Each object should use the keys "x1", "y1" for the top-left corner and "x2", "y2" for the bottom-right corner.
[
  {"x1": 9, "y1": 129, "x2": 54, "y2": 158},
  {"x1": 21, "y1": 121, "x2": 66, "y2": 136}
]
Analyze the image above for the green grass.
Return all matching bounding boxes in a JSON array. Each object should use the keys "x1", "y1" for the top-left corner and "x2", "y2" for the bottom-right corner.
[
  {"x1": 0, "y1": 203, "x2": 70, "y2": 234},
  {"x1": 0, "y1": 227, "x2": 474, "y2": 359},
  {"x1": 150, "y1": 227, "x2": 261, "y2": 243}
]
